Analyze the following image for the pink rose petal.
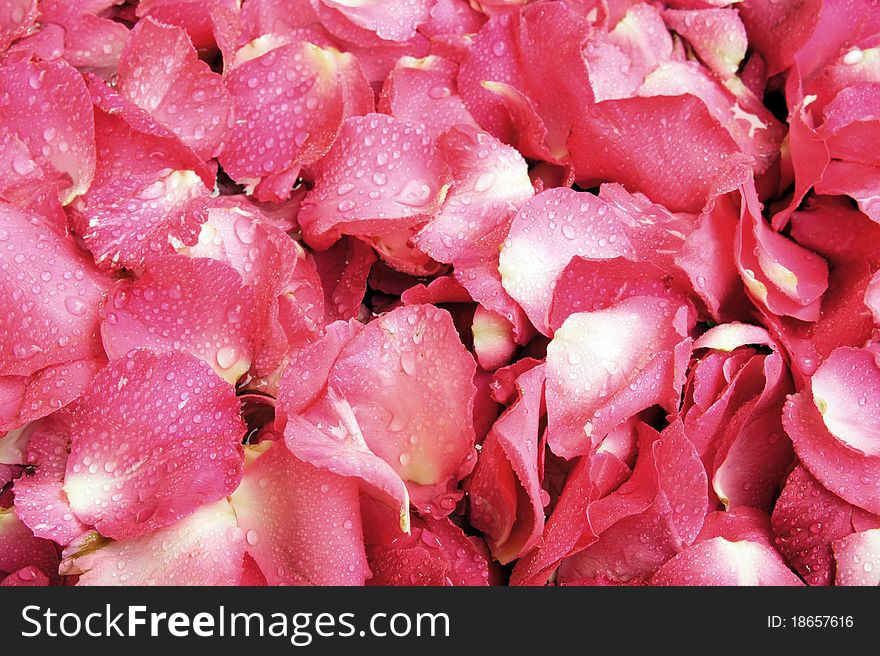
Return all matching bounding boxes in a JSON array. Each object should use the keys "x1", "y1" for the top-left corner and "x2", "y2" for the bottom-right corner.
[
  {"x1": 64, "y1": 349, "x2": 245, "y2": 539},
  {"x1": 229, "y1": 440, "x2": 370, "y2": 585}
]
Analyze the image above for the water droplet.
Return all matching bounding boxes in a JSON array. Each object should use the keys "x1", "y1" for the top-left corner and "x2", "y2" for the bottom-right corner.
[
  {"x1": 216, "y1": 345, "x2": 239, "y2": 370},
  {"x1": 65, "y1": 296, "x2": 87, "y2": 316},
  {"x1": 246, "y1": 530, "x2": 260, "y2": 545}
]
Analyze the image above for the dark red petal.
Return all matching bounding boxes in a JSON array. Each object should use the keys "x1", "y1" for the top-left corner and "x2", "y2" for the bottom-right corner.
[{"x1": 772, "y1": 465, "x2": 857, "y2": 586}]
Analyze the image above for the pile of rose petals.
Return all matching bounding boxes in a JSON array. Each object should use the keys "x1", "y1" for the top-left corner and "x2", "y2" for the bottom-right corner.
[{"x1": 1, "y1": 0, "x2": 880, "y2": 588}]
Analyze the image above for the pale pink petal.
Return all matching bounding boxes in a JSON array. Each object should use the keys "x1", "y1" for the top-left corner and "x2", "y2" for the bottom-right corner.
[
  {"x1": 321, "y1": 0, "x2": 430, "y2": 42},
  {"x1": 415, "y1": 125, "x2": 533, "y2": 266},
  {"x1": 499, "y1": 188, "x2": 634, "y2": 336},
  {"x1": 650, "y1": 537, "x2": 803, "y2": 585},
  {"x1": 833, "y1": 529, "x2": 880, "y2": 586},
  {"x1": 663, "y1": 8, "x2": 747, "y2": 79},
  {"x1": 472, "y1": 305, "x2": 516, "y2": 372},
  {"x1": 69, "y1": 91, "x2": 213, "y2": 272}
]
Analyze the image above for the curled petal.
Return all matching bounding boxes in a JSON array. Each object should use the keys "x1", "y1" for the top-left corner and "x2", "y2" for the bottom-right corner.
[
  {"x1": 0, "y1": 59, "x2": 95, "y2": 206},
  {"x1": 784, "y1": 347, "x2": 880, "y2": 515},
  {"x1": 117, "y1": 17, "x2": 232, "y2": 159},
  {"x1": 327, "y1": 304, "x2": 477, "y2": 497}
]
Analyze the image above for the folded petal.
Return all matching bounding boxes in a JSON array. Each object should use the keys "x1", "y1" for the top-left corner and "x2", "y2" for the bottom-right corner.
[
  {"x1": 13, "y1": 412, "x2": 89, "y2": 546},
  {"x1": 70, "y1": 93, "x2": 213, "y2": 272},
  {"x1": 136, "y1": 0, "x2": 239, "y2": 52},
  {"x1": 499, "y1": 188, "x2": 635, "y2": 336},
  {"x1": 468, "y1": 363, "x2": 545, "y2": 563},
  {"x1": 0, "y1": 59, "x2": 95, "y2": 205},
  {"x1": 736, "y1": 177, "x2": 829, "y2": 321},
  {"x1": 312, "y1": 236, "x2": 376, "y2": 323},
  {"x1": 416, "y1": 125, "x2": 533, "y2": 267},
  {"x1": 0, "y1": 0, "x2": 37, "y2": 53},
  {"x1": 379, "y1": 55, "x2": 479, "y2": 137},
  {"x1": 117, "y1": 17, "x2": 232, "y2": 160},
  {"x1": 546, "y1": 295, "x2": 692, "y2": 458},
  {"x1": 220, "y1": 37, "x2": 371, "y2": 202},
  {"x1": 558, "y1": 420, "x2": 708, "y2": 583},
  {"x1": 64, "y1": 349, "x2": 245, "y2": 539},
  {"x1": 327, "y1": 304, "x2": 477, "y2": 496},
  {"x1": 663, "y1": 8, "x2": 747, "y2": 79}
]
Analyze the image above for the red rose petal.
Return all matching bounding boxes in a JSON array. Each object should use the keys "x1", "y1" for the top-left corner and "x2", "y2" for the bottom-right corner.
[
  {"x1": 772, "y1": 464, "x2": 858, "y2": 586},
  {"x1": 0, "y1": 203, "x2": 108, "y2": 379},
  {"x1": 0, "y1": 59, "x2": 95, "y2": 206},
  {"x1": 299, "y1": 113, "x2": 448, "y2": 250}
]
